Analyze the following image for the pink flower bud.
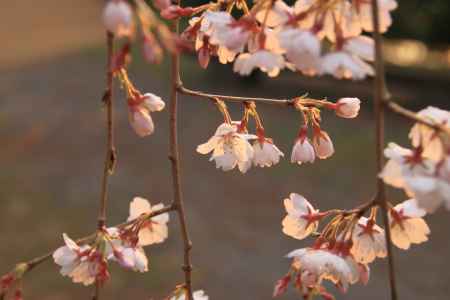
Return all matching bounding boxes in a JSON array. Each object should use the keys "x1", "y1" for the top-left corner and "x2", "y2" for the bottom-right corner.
[
  {"x1": 335, "y1": 97, "x2": 361, "y2": 118},
  {"x1": 142, "y1": 93, "x2": 165, "y2": 112},
  {"x1": 313, "y1": 131, "x2": 334, "y2": 159},
  {"x1": 198, "y1": 45, "x2": 211, "y2": 69},
  {"x1": 291, "y1": 138, "x2": 315, "y2": 164},
  {"x1": 129, "y1": 107, "x2": 154, "y2": 137},
  {"x1": 273, "y1": 274, "x2": 291, "y2": 297},
  {"x1": 102, "y1": 0, "x2": 134, "y2": 37}
]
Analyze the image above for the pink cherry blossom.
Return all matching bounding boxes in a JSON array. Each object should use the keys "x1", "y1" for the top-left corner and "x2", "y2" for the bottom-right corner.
[
  {"x1": 102, "y1": 0, "x2": 134, "y2": 37},
  {"x1": 320, "y1": 51, "x2": 374, "y2": 80},
  {"x1": 129, "y1": 106, "x2": 155, "y2": 137},
  {"x1": 291, "y1": 134, "x2": 316, "y2": 165}
]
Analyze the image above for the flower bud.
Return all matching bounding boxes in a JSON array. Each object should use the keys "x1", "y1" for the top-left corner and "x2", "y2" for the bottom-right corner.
[
  {"x1": 313, "y1": 131, "x2": 334, "y2": 159},
  {"x1": 291, "y1": 138, "x2": 315, "y2": 164},
  {"x1": 103, "y1": 0, "x2": 134, "y2": 37},
  {"x1": 142, "y1": 93, "x2": 165, "y2": 112},
  {"x1": 335, "y1": 97, "x2": 361, "y2": 118},
  {"x1": 129, "y1": 107, "x2": 155, "y2": 137}
]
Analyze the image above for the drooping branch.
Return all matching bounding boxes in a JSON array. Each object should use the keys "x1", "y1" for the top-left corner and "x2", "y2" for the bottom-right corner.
[
  {"x1": 370, "y1": 1, "x2": 398, "y2": 300},
  {"x1": 0, "y1": 205, "x2": 175, "y2": 280},
  {"x1": 169, "y1": 7, "x2": 194, "y2": 300}
]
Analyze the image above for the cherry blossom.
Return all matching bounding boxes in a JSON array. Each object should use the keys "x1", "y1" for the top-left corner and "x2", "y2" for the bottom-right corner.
[
  {"x1": 291, "y1": 127, "x2": 316, "y2": 164},
  {"x1": 320, "y1": 51, "x2": 374, "y2": 80},
  {"x1": 277, "y1": 28, "x2": 321, "y2": 75},
  {"x1": 102, "y1": 0, "x2": 134, "y2": 37},
  {"x1": 254, "y1": 0, "x2": 293, "y2": 28},
  {"x1": 389, "y1": 199, "x2": 430, "y2": 250},
  {"x1": 171, "y1": 290, "x2": 209, "y2": 300},
  {"x1": 127, "y1": 197, "x2": 170, "y2": 246},
  {"x1": 53, "y1": 234, "x2": 108, "y2": 286},
  {"x1": 252, "y1": 138, "x2": 284, "y2": 167},
  {"x1": 335, "y1": 97, "x2": 361, "y2": 118},
  {"x1": 354, "y1": 0, "x2": 398, "y2": 33},
  {"x1": 197, "y1": 123, "x2": 256, "y2": 173},
  {"x1": 128, "y1": 92, "x2": 165, "y2": 137},
  {"x1": 233, "y1": 50, "x2": 285, "y2": 77},
  {"x1": 286, "y1": 247, "x2": 365, "y2": 292},
  {"x1": 312, "y1": 130, "x2": 335, "y2": 159},
  {"x1": 351, "y1": 217, "x2": 387, "y2": 264},
  {"x1": 282, "y1": 193, "x2": 321, "y2": 240},
  {"x1": 409, "y1": 106, "x2": 450, "y2": 160}
]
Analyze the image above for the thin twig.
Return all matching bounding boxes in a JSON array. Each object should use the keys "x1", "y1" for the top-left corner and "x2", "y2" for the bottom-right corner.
[
  {"x1": 385, "y1": 100, "x2": 450, "y2": 135},
  {"x1": 169, "y1": 5, "x2": 194, "y2": 300},
  {"x1": 1, "y1": 205, "x2": 175, "y2": 278},
  {"x1": 370, "y1": 1, "x2": 398, "y2": 300},
  {"x1": 179, "y1": 86, "x2": 293, "y2": 106}
]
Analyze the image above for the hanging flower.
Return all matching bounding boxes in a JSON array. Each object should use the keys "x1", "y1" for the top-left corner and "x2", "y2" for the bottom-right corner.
[
  {"x1": 233, "y1": 50, "x2": 285, "y2": 77},
  {"x1": 351, "y1": 217, "x2": 387, "y2": 264},
  {"x1": 197, "y1": 123, "x2": 256, "y2": 173},
  {"x1": 389, "y1": 199, "x2": 430, "y2": 250},
  {"x1": 102, "y1": 0, "x2": 134, "y2": 37},
  {"x1": 312, "y1": 130, "x2": 335, "y2": 159},
  {"x1": 335, "y1": 97, "x2": 361, "y2": 118},
  {"x1": 127, "y1": 197, "x2": 170, "y2": 246},
  {"x1": 127, "y1": 92, "x2": 165, "y2": 137},
  {"x1": 252, "y1": 138, "x2": 284, "y2": 167},
  {"x1": 282, "y1": 193, "x2": 322, "y2": 240}
]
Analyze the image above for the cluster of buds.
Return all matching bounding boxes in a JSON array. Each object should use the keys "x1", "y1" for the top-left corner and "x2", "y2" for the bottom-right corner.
[
  {"x1": 380, "y1": 106, "x2": 450, "y2": 213},
  {"x1": 103, "y1": 0, "x2": 187, "y2": 64},
  {"x1": 177, "y1": 0, "x2": 397, "y2": 79},
  {"x1": 196, "y1": 97, "x2": 360, "y2": 173},
  {"x1": 52, "y1": 197, "x2": 169, "y2": 286},
  {"x1": 274, "y1": 192, "x2": 430, "y2": 299}
]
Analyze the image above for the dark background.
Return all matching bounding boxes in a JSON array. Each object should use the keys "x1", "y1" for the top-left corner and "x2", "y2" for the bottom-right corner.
[{"x1": 1, "y1": 1, "x2": 449, "y2": 300}]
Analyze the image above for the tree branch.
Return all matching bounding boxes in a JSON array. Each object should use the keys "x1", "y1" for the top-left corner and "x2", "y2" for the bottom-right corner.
[
  {"x1": 169, "y1": 11, "x2": 194, "y2": 300},
  {"x1": 370, "y1": 1, "x2": 398, "y2": 300},
  {"x1": 178, "y1": 85, "x2": 293, "y2": 106}
]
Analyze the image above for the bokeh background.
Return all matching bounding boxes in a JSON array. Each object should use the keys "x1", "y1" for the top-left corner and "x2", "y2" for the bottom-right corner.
[{"x1": 1, "y1": 1, "x2": 449, "y2": 299}]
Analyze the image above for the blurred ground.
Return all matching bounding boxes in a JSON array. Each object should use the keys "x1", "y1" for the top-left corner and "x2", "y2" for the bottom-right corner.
[{"x1": 1, "y1": 1, "x2": 450, "y2": 300}]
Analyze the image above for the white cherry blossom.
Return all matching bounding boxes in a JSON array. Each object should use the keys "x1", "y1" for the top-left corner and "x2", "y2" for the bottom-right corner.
[
  {"x1": 103, "y1": 0, "x2": 134, "y2": 37},
  {"x1": 129, "y1": 106, "x2": 155, "y2": 137},
  {"x1": 389, "y1": 199, "x2": 430, "y2": 250},
  {"x1": 277, "y1": 28, "x2": 321, "y2": 75},
  {"x1": 252, "y1": 139, "x2": 284, "y2": 167},
  {"x1": 233, "y1": 50, "x2": 285, "y2": 77},
  {"x1": 312, "y1": 130, "x2": 335, "y2": 159},
  {"x1": 127, "y1": 197, "x2": 170, "y2": 246},
  {"x1": 197, "y1": 123, "x2": 256, "y2": 173},
  {"x1": 320, "y1": 51, "x2": 374, "y2": 80},
  {"x1": 351, "y1": 217, "x2": 387, "y2": 264},
  {"x1": 335, "y1": 97, "x2": 361, "y2": 118},
  {"x1": 291, "y1": 137, "x2": 315, "y2": 164},
  {"x1": 343, "y1": 36, "x2": 374, "y2": 62},
  {"x1": 282, "y1": 193, "x2": 320, "y2": 240},
  {"x1": 171, "y1": 290, "x2": 209, "y2": 300},
  {"x1": 409, "y1": 106, "x2": 450, "y2": 160}
]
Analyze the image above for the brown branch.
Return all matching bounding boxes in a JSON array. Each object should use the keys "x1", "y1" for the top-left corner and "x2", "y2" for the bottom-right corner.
[
  {"x1": 370, "y1": 1, "x2": 398, "y2": 300},
  {"x1": 98, "y1": 31, "x2": 116, "y2": 230},
  {"x1": 169, "y1": 12, "x2": 194, "y2": 300},
  {"x1": 385, "y1": 100, "x2": 450, "y2": 135},
  {"x1": 1, "y1": 205, "x2": 175, "y2": 279},
  {"x1": 178, "y1": 85, "x2": 293, "y2": 106}
]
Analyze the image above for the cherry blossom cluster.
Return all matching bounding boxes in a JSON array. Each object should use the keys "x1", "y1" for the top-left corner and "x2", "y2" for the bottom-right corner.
[
  {"x1": 102, "y1": 0, "x2": 180, "y2": 137},
  {"x1": 274, "y1": 193, "x2": 430, "y2": 299},
  {"x1": 171, "y1": 0, "x2": 397, "y2": 79},
  {"x1": 380, "y1": 106, "x2": 450, "y2": 213},
  {"x1": 52, "y1": 197, "x2": 168, "y2": 286},
  {"x1": 197, "y1": 97, "x2": 361, "y2": 173}
]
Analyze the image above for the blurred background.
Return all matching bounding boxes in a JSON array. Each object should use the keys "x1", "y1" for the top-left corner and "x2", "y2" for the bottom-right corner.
[{"x1": 1, "y1": 0, "x2": 449, "y2": 299}]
